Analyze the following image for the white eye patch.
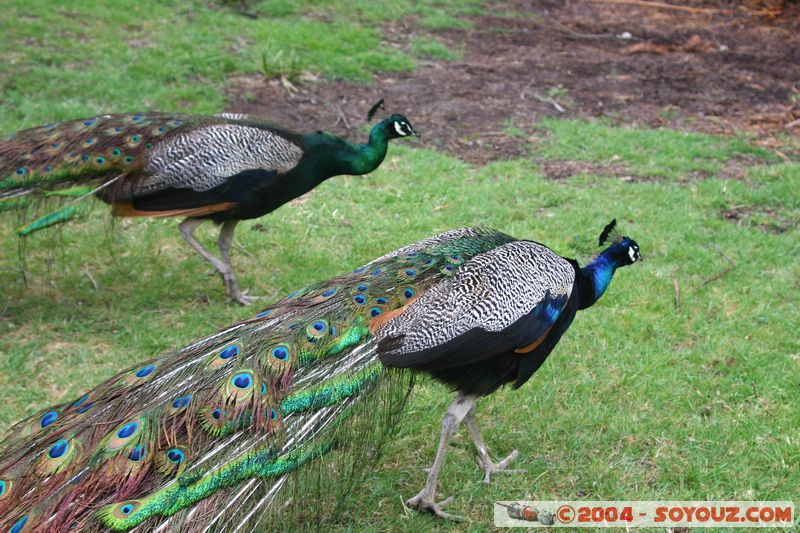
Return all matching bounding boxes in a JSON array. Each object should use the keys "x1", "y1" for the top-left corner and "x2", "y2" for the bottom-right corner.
[
  {"x1": 394, "y1": 122, "x2": 408, "y2": 136},
  {"x1": 628, "y1": 247, "x2": 637, "y2": 262}
]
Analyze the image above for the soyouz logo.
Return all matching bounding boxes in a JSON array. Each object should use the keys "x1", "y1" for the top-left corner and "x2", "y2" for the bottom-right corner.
[{"x1": 493, "y1": 501, "x2": 795, "y2": 528}]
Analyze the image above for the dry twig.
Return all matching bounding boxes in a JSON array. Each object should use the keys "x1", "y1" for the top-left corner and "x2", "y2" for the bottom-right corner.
[
  {"x1": 672, "y1": 278, "x2": 680, "y2": 311},
  {"x1": 591, "y1": 0, "x2": 732, "y2": 14},
  {"x1": 82, "y1": 264, "x2": 99, "y2": 291},
  {"x1": 701, "y1": 248, "x2": 737, "y2": 287},
  {"x1": 533, "y1": 94, "x2": 566, "y2": 113},
  {"x1": 234, "y1": 242, "x2": 254, "y2": 257},
  {"x1": 333, "y1": 102, "x2": 352, "y2": 131}
]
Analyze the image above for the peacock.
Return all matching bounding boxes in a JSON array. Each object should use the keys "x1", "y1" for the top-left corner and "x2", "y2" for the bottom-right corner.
[
  {"x1": 0, "y1": 110, "x2": 416, "y2": 304},
  {"x1": 0, "y1": 221, "x2": 640, "y2": 531}
]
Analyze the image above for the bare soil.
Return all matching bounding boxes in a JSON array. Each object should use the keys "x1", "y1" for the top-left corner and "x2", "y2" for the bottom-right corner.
[{"x1": 227, "y1": 0, "x2": 800, "y2": 166}]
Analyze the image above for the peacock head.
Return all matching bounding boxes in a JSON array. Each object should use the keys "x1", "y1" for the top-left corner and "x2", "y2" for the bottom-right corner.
[
  {"x1": 598, "y1": 219, "x2": 641, "y2": 266},
  {"x1": 382, "y1": 114, "x2": 417, "y2": 139}
]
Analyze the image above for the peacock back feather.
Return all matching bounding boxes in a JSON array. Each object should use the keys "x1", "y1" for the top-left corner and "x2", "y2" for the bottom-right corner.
[
  {"x1": 0, "y1": 227, "x2": 513, "y2": 532},
  {"x1": 1, "y1": 113, "x2": 189, "y2": 194},
  {"x1": 2, "y1": 112, "x2": 309, "y2": 195}
]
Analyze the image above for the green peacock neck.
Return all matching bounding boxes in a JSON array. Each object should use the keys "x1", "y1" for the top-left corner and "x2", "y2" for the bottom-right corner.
[
  {"x1": 346, "y1": 123, "x2": 391, "y2": 176},
  {"x1": 311, "y1": 122, "x2": 390, "y2": 178},
  {"x1": 297, "y1": 121, "x2": 395, "y2": 191}
]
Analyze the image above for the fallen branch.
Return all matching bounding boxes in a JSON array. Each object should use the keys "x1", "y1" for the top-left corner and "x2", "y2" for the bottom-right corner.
[
  {"x1": 533, "y1": 94, "x2": 566, "y2": 113},
  {"x1": 701, "y1": 248, "x2": 736, "y2": 287},
  {"x1": 701, "y1": 264, "x2": 735, "y2": 286},
  {"x1": 590, "y1": 0, "x2": 733, "y2": 15}
]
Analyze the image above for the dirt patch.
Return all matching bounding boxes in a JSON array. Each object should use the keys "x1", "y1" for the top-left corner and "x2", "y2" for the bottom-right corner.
[
  {"x1": 721, "y1": 205, "x2": 793, "y2": 233},
  {"x1": 227, "y1": 0, "x2": 799, "y2": 168},
  {"x1": 534, "y1": 159, "x2": 660, "y2": 181}
]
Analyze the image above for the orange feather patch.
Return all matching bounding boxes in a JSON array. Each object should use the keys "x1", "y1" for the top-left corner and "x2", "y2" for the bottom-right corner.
[
  {"x1": 514, "y1": 326, "x2": 554, "y2": 354},
  {"x1": 369, "y1": 296, "x2": 419, "y2": 335},
  {"x1": 111, "y1": 202, "x2": 236, "y2": 218}
]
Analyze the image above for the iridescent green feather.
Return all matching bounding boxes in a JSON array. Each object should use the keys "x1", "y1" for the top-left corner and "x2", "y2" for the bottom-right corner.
[
  {"x1": 9, "y1": 185, "x2": 100, "y2": 234},
  {"x1": 281, "y1": 365, "x2": 383, "y2": 414},
  {"x1": 98, "y1": 441, "x2": 333, "y2": 530},
  {"x1": 0, "y1": 197, "x2": 29, "y2": 211},
  {"x1": 43, "y1": 186, "x2": 97, "y2": 198},
  {"x1": 16, "y1": 204, "x2": 87, "y2": 235}
]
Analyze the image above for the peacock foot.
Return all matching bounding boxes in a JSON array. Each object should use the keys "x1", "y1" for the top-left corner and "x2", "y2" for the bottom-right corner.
[
  {"x1": 405, "y1": 491, "x2": 465, "y2": 521},
  {"x1": 474, "y1": 448, "x2": 525, "y2": 484},
  {"x1": 228, "y1": 288, "x2": 261, "y2": 306},
  {"x1": 225, "y1": 284, "x2": 263, "y2": 306},
  {"x1": 221, "y1": 272, "x2": 261, "y2": 305}
]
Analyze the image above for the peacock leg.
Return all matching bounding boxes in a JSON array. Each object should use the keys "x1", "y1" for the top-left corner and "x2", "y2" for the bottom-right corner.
[
  {"x1": 178, "y1": 218, "x2": 255, "y2": 305},
  {"x1": 465, "y1": 406, "x2": 524, "y2": 483},
  {"x1": 217, "y1": 219, "x2": 260, "y2": 305},
  {"x1": 405, "y1": 392, "x2": 477, "y2": 521}
]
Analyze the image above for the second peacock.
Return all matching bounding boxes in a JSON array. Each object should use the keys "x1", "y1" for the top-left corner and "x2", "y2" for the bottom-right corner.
[
  {"x1": 0, "y1": 111, "x2": 416, "y2": 304},
  {"x1": 0, "y1": 221, "x2": 639, "y2": 531}
]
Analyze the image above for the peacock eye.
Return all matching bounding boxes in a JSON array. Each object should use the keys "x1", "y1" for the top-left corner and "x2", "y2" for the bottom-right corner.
[{"x1": 393, "y1": 122, "x2": 408, "y2": 136}]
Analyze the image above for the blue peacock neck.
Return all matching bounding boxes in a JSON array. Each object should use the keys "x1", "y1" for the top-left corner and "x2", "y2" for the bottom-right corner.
[{"x1": 578, "y1": 244, "x2": 626, "y2": 309}]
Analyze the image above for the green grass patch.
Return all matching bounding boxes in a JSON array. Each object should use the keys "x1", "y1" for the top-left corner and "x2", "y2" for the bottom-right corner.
[
  {"x1": 411, "y1": 37, "x2": 463, "y2": 61},
  {"x1": 300, "y1": 0, "x2": 482, "y2": 24},
  {"x1": 0, "y1": 0, "x2": 481, "y2": 131},
  {"x1": 536, "y1": 118, "x2": 776, "y2": 178}
]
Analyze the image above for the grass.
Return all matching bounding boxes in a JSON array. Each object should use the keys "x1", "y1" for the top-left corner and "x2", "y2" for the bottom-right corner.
[
  {"x1": 536, "y1": 118, "x2": 776, "y2": 179},
  {"x1": 1, "y1": 1, "x2": 799, "y2": 531},
  {"x1": 0, "y1": 0, "x2": 481, "y2": 130},
  {"x1": 410, "y1": 37, "x2": 463, "y2": 61}
]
